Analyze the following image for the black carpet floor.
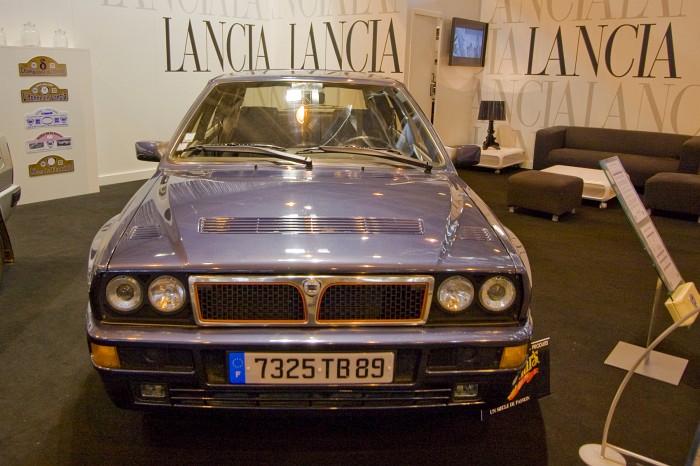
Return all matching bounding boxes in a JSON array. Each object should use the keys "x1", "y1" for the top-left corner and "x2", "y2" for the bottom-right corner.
[{"x1": 0, "y1": 168, "x2": 698, "y2": 466}]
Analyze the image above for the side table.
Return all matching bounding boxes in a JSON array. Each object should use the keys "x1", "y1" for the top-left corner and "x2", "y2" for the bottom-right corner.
[
  {"x1": 541, "y1": 165, "x2": 616, "y2": 208},
  {"x1": 476, "y1": 147, "x2": 526, "y2": 173}
]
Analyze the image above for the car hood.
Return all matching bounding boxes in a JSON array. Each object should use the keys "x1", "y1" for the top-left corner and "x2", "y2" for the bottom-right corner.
[{"x1": 106, "y1": 166, "x2": 516, "y2": 273}]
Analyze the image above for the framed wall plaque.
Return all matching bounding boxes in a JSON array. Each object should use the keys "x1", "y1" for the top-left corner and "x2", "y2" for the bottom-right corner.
[{"x1": 18, "y1": 56, "x2": 67, "y2": 77}]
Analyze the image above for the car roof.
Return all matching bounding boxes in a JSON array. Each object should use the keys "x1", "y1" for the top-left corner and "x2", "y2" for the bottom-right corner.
[{"x1": 208, "y1": 69, "x2": 403, "y2": 87}]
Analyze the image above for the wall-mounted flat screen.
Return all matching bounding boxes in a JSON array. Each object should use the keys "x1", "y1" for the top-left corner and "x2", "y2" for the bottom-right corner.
[{"x1": 448, "y1": 18, "x2": 488, "y2": 67}]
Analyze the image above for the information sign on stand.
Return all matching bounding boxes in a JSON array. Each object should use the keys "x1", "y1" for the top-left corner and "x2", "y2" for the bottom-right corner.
[
  {"x1": 599, "y1": 157, "x2": 690, "y2": 385},
  {"x1": 600, "y1": 158, "x2": 682, "y2": 292},
  {"x1": 579, "y1": 157, "x2": 699, "y2": 465}
]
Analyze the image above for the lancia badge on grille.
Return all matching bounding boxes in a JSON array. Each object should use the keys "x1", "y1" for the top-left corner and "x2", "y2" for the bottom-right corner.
[{"x1": 302, "y1": 278, "x2": 322, "y2": 296}]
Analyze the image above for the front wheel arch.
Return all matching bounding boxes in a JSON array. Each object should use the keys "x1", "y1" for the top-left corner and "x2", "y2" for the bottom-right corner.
[
  {"x1": 0, "y1": 218, "x2": 15, "y2": 285},
  {"x1": 0, "y1": 218, "x2": 14, "y2": 265},
  {"x1": 0, "y1": 231, "x2": 4, "y2": 285}
]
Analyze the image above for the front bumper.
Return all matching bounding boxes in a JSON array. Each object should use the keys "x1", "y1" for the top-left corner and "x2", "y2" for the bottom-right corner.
[
  {"x1": 0, "y1": 184, "x2": 21, "y2": 222},
  {"x1": 87, "y1": 306, "x2": 533, "y2": 410}
]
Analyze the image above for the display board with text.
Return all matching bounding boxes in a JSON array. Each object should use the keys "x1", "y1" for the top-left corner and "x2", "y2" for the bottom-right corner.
[{"x1": 0, "y1": 47, "x2": 99, "y2": 204}]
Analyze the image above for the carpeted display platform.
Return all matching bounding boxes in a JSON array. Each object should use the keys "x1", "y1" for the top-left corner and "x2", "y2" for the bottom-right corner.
[{"x1": 0, "y1": 168, "x2": 697, "y2": 465}]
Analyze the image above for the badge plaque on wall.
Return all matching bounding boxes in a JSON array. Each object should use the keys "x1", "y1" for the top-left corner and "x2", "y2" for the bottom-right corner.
[
  {"x1": 25, "y1": 108, "x2": 69, "y2": 128},
  {"x1": 26, "y1": 132, "x2": 73, "y2": 153},
  {"x1": 28, "y1": 155, "x2": 75, "y2": 177},
  {"x1": 20, "y1": 82, "x2": 69, "y2": 103},
  {"x1": 18, "y1": 56, "x2": 67, "y2": 77}
]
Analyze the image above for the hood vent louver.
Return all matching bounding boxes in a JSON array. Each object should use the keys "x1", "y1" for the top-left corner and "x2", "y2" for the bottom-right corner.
[
  {"x1": 199, "y1": 217, "x2": 424, "y2": 235},
  {"x1": 128, "y1": 225, "x2": 163, "y2": 240},
  {"x1": 458, "y1": 226, "x2": 493, "y2": 241}
]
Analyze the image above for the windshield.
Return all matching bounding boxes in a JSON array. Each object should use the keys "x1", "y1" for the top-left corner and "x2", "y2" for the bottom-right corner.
[{"x1": 171, "y1": 80, "x2": 443, "y2": 164}]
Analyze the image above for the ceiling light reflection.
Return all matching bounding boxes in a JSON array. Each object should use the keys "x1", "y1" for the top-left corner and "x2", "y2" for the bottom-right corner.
[{"x1": 295, "y1": 105, "x2": 306, "y2": 124}]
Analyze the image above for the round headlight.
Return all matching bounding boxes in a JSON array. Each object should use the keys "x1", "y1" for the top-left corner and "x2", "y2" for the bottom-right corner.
[
  {"x1": 479, "y1": 276, "x2": 516, "y2": 312},
  {"x1": 437, "y1": 276, "x2": 475, "y2": 312},
  {"x1": 148, "y1": 276, "x2": 186, "y2": 314},
  {"x1": 106, "y1": 275, "x2": 143, "y2": 313}
]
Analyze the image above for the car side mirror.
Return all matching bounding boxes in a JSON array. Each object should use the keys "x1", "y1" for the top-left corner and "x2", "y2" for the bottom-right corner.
[{"x1": 135, "y1": 141, "x2": 162, "y2": 162}]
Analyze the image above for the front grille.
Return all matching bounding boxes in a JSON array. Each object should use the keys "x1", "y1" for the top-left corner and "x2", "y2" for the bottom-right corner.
[
  {"x1": 195, "y1": 282, "x2": 306, "y2": 323},
  {"x1": 318, "y1": 283, "x2": 426, "y2": 322},
  {"x1": 190, "y1": 276, "x2": 433, "y2": 326},
  {"x1": 167, "y1": 387, "x2": 456, "y2": 409}
]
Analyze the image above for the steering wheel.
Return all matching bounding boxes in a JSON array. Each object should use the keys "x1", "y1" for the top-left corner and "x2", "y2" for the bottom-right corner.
[
  {"x1": 320, "y1": 109, "x2": 353, "y2": 145},
  {"x1": 341, "y1": 135, "x2": 391, "y2": 149}
]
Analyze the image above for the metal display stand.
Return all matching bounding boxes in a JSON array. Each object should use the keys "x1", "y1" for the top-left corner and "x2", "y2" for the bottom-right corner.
[
  {"x1": 599, "y1": 157, "x2": 692, "y2": 384},
  {"x1": 604, "y1": 279, "x2": 689, "y2": 385},
  {"x1": 579, "y1": 156, "x2": 699, "y2": 465},
  {"x1": 580, "y1": 307, "x2": 700, "y2": 466}
]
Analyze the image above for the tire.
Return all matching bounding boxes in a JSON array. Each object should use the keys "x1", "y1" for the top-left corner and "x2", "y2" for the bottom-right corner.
[{"x1": 0, "y1": 233, "x2": 4, "y2": 286}]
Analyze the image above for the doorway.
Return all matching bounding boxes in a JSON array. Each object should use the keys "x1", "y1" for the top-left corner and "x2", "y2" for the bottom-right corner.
[{"x1": 407, "y1": 10, "x2": 442, "y2": 123}]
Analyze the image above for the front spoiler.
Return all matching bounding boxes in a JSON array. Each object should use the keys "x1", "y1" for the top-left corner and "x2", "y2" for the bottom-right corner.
[{"x1": 87, "y1": 305, "x2": 533, "y2": 410}]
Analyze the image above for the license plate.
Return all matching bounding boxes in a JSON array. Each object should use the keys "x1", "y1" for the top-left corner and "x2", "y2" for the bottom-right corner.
[{"x1": 228, "y1": 352, "x2": 394, "y2": 385}]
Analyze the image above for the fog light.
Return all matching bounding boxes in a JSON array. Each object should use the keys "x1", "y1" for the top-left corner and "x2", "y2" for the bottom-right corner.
[
  {"x1": 453, "y1": 383, "x2": 479, "y2": 400},
  {"x1": 144, "y1": 347, "x2": 167, "y2": 365},
  {"x1": 140, "y1": 383, "x2": 167, "y2": 399}
]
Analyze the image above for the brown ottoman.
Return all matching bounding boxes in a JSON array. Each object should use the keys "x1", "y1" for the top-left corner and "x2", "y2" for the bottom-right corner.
[
  {"x1": 507, "y1": 170, "x2": 583, "y2": 221},
  {"x1": 644, "y1": 173, "x2": 700, "y2": 222}
]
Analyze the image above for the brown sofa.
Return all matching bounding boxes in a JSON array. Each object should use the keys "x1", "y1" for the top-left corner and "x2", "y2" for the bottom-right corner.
[
  {"x1": 533, "y1": 126, "x2": 700, "y2": 188},
  {"x1": 644, "y1": 173, "x2": 700, "y2": 222}
]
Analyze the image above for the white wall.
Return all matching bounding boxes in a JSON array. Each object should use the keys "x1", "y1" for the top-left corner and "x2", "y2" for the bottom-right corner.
[
  {"x1": 406, "y1": 0, "x2": 483, "y2": 147},
  {"x1": 479, "y1": 0, "x2": 700, "y2": 167},
  {"x1": 8, "y1": 1, "x2": 692, "y2": 182},
  {"x1": 1, "y1": 0, "x2": 408, "y2": 185}
]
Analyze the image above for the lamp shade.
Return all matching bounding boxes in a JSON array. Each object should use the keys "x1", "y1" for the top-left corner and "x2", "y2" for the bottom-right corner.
[{"x1": 478, "y1": 100, "x2": 506, "y2": 121}]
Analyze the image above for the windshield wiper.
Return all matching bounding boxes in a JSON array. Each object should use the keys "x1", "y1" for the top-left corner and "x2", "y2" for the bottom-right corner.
[
  {"x1": 225, "y1": 143, "x2": 288, "y2": 152},
  {"x1": 182, "y1": 144, "x2": 312, "y2": 169},
  {"x1": 298, "y1": 145, "x2": 432, "y2": 173}
]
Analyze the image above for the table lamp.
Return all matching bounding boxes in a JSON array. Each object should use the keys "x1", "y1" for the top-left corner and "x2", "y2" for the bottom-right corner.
[{"x1": 478, "y1": 100, "x2": 505, "y2": 150}]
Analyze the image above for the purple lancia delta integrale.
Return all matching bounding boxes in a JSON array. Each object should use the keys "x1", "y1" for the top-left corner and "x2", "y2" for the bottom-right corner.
[{"x1": 86, "y1": 71, "x2": 533, "y2": 411}]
